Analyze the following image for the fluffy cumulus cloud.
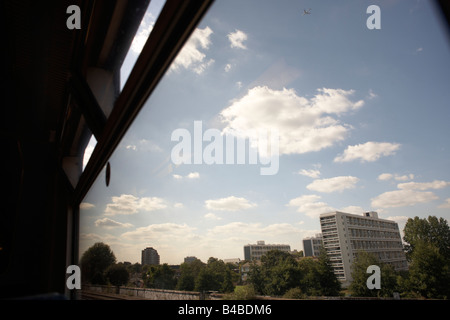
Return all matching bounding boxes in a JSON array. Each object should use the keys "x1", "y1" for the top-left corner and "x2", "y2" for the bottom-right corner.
[
  {"x1": 220, "y1": 86, "x2": 364, "y2": 156},
  {"x1": 298, "y1": 169, "x2": 321, "y2": 179},
  {"x1": 371, "y1": 189, "x2": 438, "y2": 208},
  {"x1": 378, "y1": 173, "x2": 415, "y2": 181},
  {"x1": 372, "y1": 179, "x2": 450, "y2": 208},
  {"x1": 306, "y1": 176, "x2": 359, "y2": 193},
  {"x1": 171, "y1": 26, "x2": 214, "y2": 74},
  {"x1": 104, "y1": 194, "x2": 167, "y2": 216},
  {"x1": 208, "y1": 222, "x2": 300, "y2": 237},
  {"x1": 121, "y1": 223, "x2": 196, "y2": 242},
  {"x1": 334, "y1": 141, "x2": 401, "y2": 163},
  {"x1": 205, "y1": 196, "x2": 257, "y2": 211},
  {"x1": 397, "y1": 180, "x2": 450, "y2": 190},
  {"x1": 94, "y1": 218, "x2": 133, "y2": 229},
  {"x1": 287, "y1": 194, "x2": 335, "y2": 218},
  {"x1": 227, "y1": 29, "x2": 248, "y2": 49}
]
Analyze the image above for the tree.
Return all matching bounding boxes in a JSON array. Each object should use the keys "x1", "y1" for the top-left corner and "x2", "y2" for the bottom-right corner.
[
  {"x1": 316, "y1": 247, "x2": 341, "y2": 296},
  {"x1": 401, "y1": 241, "x2": 450, "y2": 299},
  {"x1": 403, "y1": 216, "x2": 450, "y2": 260},
  {"x1": 349, "y1": 251, "x2": 398, "y2": 297},
  {"x1": 248, "y1": 250, "x2": 302, "y2": 296},
  {"x1": 177, "y1": 259, "x2": 205, "y2": 291},
  {"x1": 106, "y1": 263, "x2": 129, "y2": 286},
  {"x1": 80, "y1": 242, "x2": 116, "y2": 284},
  {"x1": 193, "y1": 257, "x2": 235, "y2": 293},
  {"x1": 144, "y1": 264, "x2": 177, "y2": 289}
]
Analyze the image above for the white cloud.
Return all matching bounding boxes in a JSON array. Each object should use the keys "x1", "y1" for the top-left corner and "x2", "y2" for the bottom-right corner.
[
  {"x1": 334, "y1": 141, "x2": 401, "y2": 163},
  {"x1": 220, "y1": 86, "x2": 364, "y2": 156},
  {"x1": 205, "y1": 196, "x2": 257, "y2": 211},
  {"x1": 124, "y1": 139, "x2": 162, "y2": 153},
  {"x1": 377, "y1": 173, "x2": 414, "y2": 181},
  {"x1": 130, "y1": 12, "x2": 155, "y2": 54},
  {"x1": 371, "y1": 189, "x2": 438, "y2": 208},
  {"x1": 173, "y1": 172, "x2": 200, "y2": 180},
  {"x1": 307, "y1": 176, "x2": 359, "y2": 193},
  {"x1": 187, "y1": 172, "x2": 200, "y2": 179},
  {"x1": 385, "y1": 215, "x2": 409, "y2": 225},
  {"x1": 368, "y1": 89, "x2": 378, "y2": 100},
  {"x1": 297, "y1": 169, "x2": 321, "y2": 179},
  {"x1": 174, "y1": 203, "x2": 184, "y2": 209},
  {"x1": 104, "y1": 194, "x2": 167, "y2": 216},
  {"x1": 224, "y1": 63, "x2": 232, "y2": 72},
  {"x1": 204, "y1": 213, "x2": 222, "y2": 220},
  {"x1": 228, "y1": 29, "x2": 248, "y2": 49},
  {"x1": 397, "y1": 180, "x2": 450, "y2": 190},
  {"x1": 94, "y1": 218, "x2": 133, "y2": 229},
  {"x1": 394, "y1": 174, "x2": 415, "y2": 181},
  {"x1": 121, "y1": 223, "x2": 196, "y2": 242},
  {"x1": 378, "y1": 173, "x2": 393, "y2": 181},
  {"x1": 208, "y1": 222, "x2": 300, "y2": 237},
  {"x1": 438, "y1": 198, "x2": 450, "y2": 209},
  {"x1": 171, "y1": 26, "x2": 214, "y2": 74},
  {"x1": 287, "y1": 194, "x2": 335, "y2": 218},
  {"x1": 340, "y1": 206, "x2": 365, "y2": 214},
  {"x1": 80, "y1": 202, "x2": 95, "y2": 210}
]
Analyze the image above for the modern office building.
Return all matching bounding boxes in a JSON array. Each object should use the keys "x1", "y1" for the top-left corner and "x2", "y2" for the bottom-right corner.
[
  {"x1": 303, "y1": 234, "x2": 323, "y2": 257},
  {"x1": 141, "y1": 247, "x2": 160, "y2": 265},
  {"x1": 244, "y1": 240, "x2": 291, "y2": 261},
  {"x1": 320, "y1": 211, "x2": 407, "y2": 286}
]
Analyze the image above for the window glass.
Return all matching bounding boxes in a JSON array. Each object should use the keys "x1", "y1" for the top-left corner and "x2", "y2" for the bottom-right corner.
[{"x1": 80, "y1": 0, "x2": 450, "y2": 273}]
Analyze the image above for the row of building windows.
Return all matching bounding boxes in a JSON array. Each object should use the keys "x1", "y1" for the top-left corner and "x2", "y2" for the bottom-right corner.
[
  {"x1": 346, "y1": 217, "x2": 397, "y2": 230},
  {"x1": 349, "y1": 228, "x2": 401, "y2": 240},
  {"x1": 353, "y1": 250, "x2": 406, "y2": 262},
  {"x1": 351, "y1": 240, "x2": 403, "y2": 251}
]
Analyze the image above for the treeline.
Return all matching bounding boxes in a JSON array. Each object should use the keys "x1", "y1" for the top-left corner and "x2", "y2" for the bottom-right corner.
[{"x1": 80, "y1": 215, "x2": 450, "y2": 299}]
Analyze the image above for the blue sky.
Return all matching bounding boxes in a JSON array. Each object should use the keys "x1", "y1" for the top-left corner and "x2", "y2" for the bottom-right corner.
[{"x1": 80, "y1": 0, "x2": 450, "y2": 265}]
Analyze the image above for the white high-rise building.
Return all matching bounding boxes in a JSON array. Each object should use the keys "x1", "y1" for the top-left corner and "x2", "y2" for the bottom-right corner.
[
  {"x1": 320, "y1": 211, "x2": 407, "y2": 286},
  {"x1": 303, "y1": 234, "x2": 323, "y2": 257}
]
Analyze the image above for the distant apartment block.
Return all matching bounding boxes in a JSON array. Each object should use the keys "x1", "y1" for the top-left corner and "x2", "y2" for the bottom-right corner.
[
  {"x1": 141, "y1": 247, "x2": 160, "y2": 265},
  {"x1": 320, "y1": 211, "x2": 407, "y2": 285},
  {"x1": 244, "y1": 240, "x2": 291, "y2": 261},
  {"x1": 183, "y1": 256, "x2": 198, "y2": 263},
  {"x1": 303, "y1": 234, "x2": 323, "y2": 257}
]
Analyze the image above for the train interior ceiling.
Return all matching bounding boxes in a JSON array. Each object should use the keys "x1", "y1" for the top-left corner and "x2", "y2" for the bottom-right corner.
[{"x1": 0, "y1": 0, "x2": 449, "y2": 299}]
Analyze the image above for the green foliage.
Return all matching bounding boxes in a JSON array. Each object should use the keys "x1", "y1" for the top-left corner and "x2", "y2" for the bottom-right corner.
[
  {"x1": 194, "y1": 257, "x2": 236, "y2": 293},
  {"x1": 403, "y1": 216, "x2": 450, "y2": 261},
  {"x1": 349, "y1": 251, "x2": 399, "y2": 298},
  {"x1": 283, "y1": 287, "x2": 304, "y2": 299},
  {"x1": 248, "y1": 249, "x2": 341, "y2": 297},
  {"x1": 230, "y1": 285, "x2": 257, "y2": 300},
  {"x1": 401, "y1": 216, "x2": 450, "y2": 299},
  {"x1": 176, "y1": 259, "x2": 205, "y2": 291},
  {"x1": 106, "y1": 263, "x2": 130, "y2": 286},
  {"x1": 80, "y1": 242, "x2": 116, "y2": 284},
  {"x1": 249, "y1": 250, "x2": 302, "y2": 296},
  {"x1": 144, "y1": 264, "x2": 177, "y2": 289},
  {"x1": 401, "y1": 241, "x2": 450, "y2": 299}
]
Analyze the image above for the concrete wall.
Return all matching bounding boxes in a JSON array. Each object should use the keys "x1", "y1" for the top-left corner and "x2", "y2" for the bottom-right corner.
[{"x1": 83, "y1": 284, "x2": 223, "y2": 300}]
